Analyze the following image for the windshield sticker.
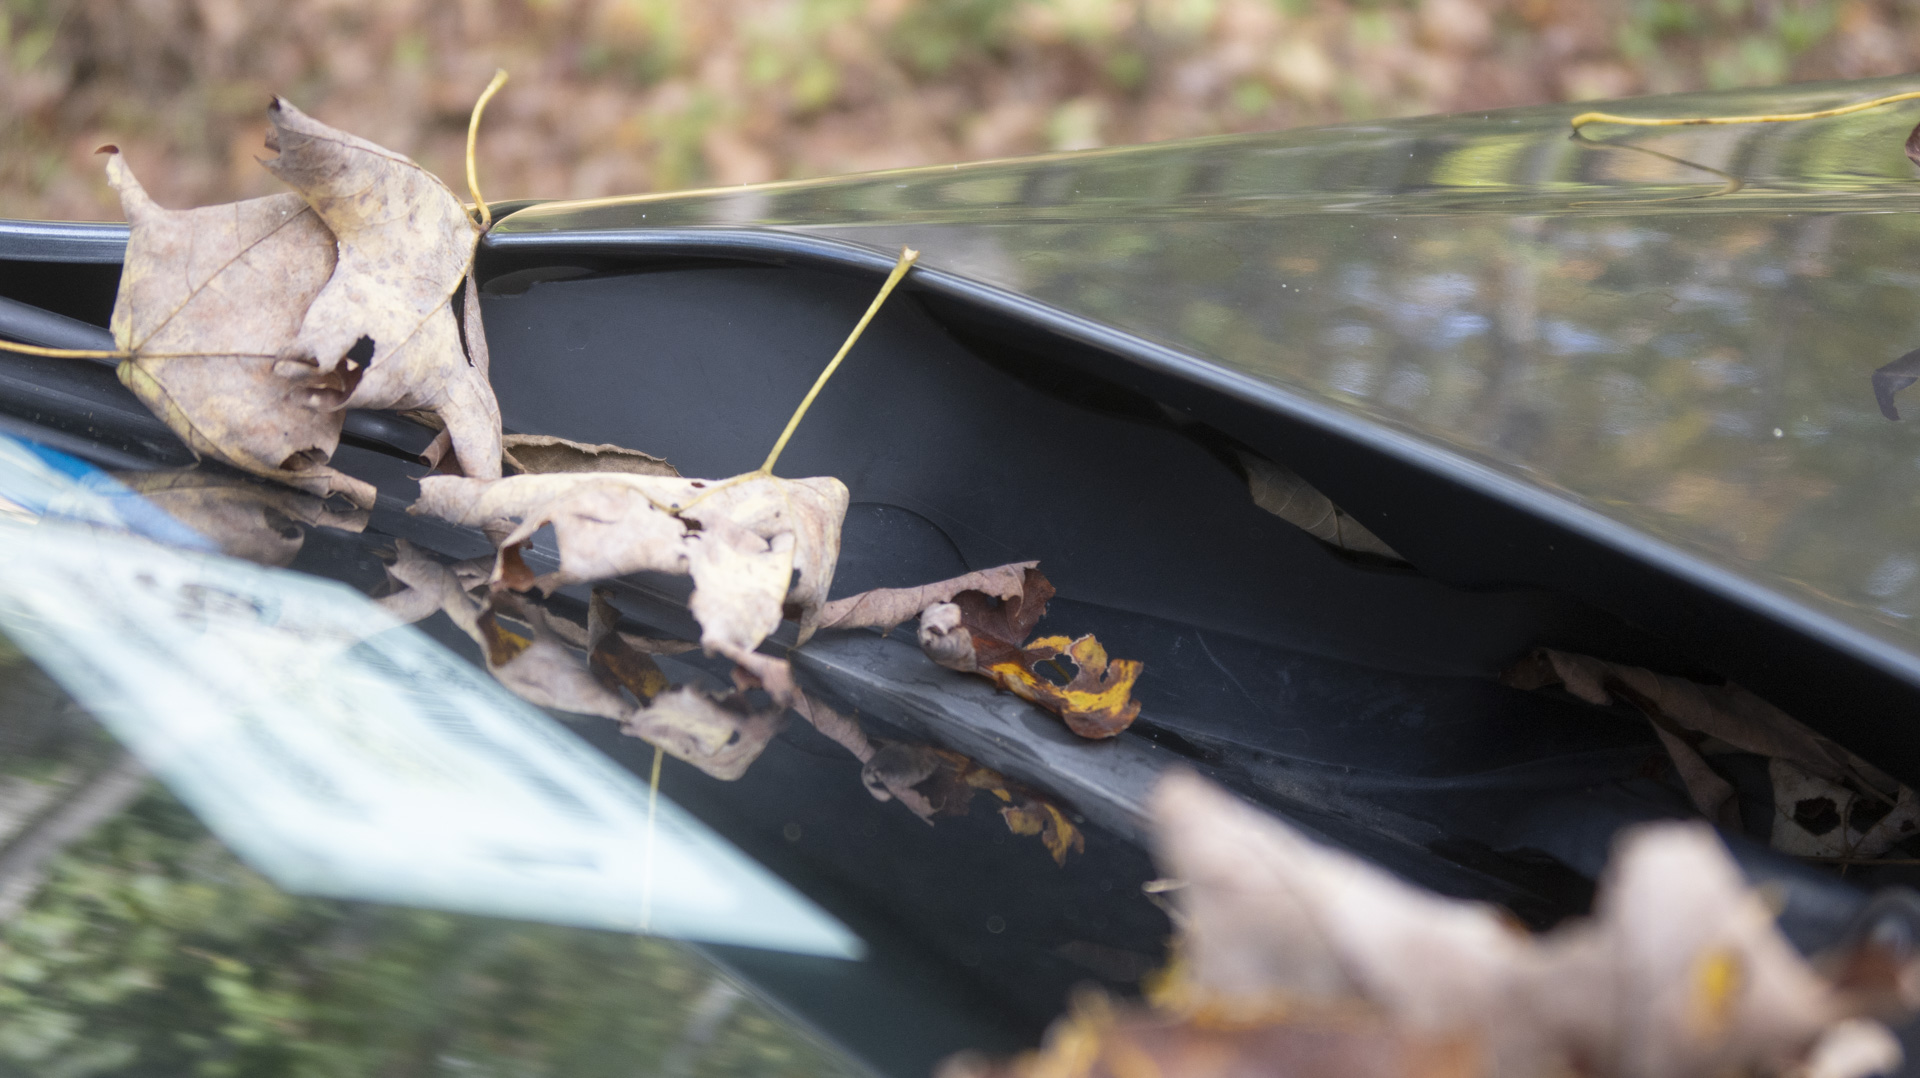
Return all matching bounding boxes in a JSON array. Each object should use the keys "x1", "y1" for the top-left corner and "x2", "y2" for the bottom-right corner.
[
  {"x1": 0, "y1": 519, "x2": 861, "y2": 959},
  {"x1": 0, "y1": 433, "x2": 212, "y2": 550}
]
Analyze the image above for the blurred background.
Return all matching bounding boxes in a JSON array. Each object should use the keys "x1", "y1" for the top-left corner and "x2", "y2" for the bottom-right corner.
[{"x1": 5, "y1": 0, "x2": 1920, "y2": 220}]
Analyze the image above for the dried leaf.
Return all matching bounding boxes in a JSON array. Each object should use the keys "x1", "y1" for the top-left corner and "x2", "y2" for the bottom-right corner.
[
  {"x1": 114, "y1": 468, "x2": 367, "y2": 567},
  {"x1": 411, "y1": 471, "x2": 849, "y2": 703},
  {"x1": 264, "y1": 98, "x2": 502, "y2": 481},
  {"x1": 1506, "y1": 649, "x2": 1913, "y2": 857},
  {"x1": 103, "y1": 150, "x2": 372, "y2": 507},
  {"x1": 377, "y1": 543, "x2": 775, "y2": 780},
  {"x1": 817, "y1": 561, "x2": 1039, "y2": 634},
  {"x1": 791, "y1": 689, "x2": 873, "y2": 763},
  {"x1": 859, "y1": 740, "x2": 1083, "y2": 862},
  {"x1": 502, "y1": 434, "x2": 679, "y2": 477},
  {"x1": 379, "y1": 543, "x2": 630, "y2": 721},
  {"x1": 938, "y1": 989, "x2": 1479, "y2": 1078},
  {"x1": 586, "y1": 588, "x2": 668, "y2": 704},
  {"x1": 915, "y1": 567, "x2": 1143, "y2": 738},
  {"x1": 1239, "y1": 450, "x2": 1403, "y2": 562},
  {"x1": 621, "y1": 686, "x2": 781, "y2": 782},
  {"x1": 1131, "y1": 771, "x2": 1893, "y2": 1078}
]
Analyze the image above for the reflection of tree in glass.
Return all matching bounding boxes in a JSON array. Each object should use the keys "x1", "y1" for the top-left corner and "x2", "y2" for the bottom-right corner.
[{"x1": 0, "y1": 785, "x2": 857, "y2": 1078}]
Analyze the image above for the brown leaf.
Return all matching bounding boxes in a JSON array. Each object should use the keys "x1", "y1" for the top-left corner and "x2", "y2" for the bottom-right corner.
[
  {"x1": 916, "y1": 568, "x2": 1143, "y2": 738},
  {"x1": 940, "y1": 988, "x2": 1478, "y2": 1078},
  {"x1": 502, "y1": 434, "x2": 679, "y2": 477},
  {"x1": 816, "y1": 560, "x2": 1039, "y2": 634},
  {"x1": 1136, "y1": 771, "x2": 1885, "y2": 1078},
  {"x1": 791, "y1": 689, "x2": 874, "y2": 763},
  {"x1": 622, "y1": 686, "x2": 782, "y2": 782},
  {"x1": 1239, "y1": 450, "x2": 1403, "y2": 562},
  {"x1": 586, "y1": 588, "x2": 669, "y2": 704},
  {"x1": 859, "y1": 740, "x2": 1084, "y2": 862},
  {"x1": 377, "y1": 543, "x2": 776, "y2": 780},
  {"x1": 1507, "y1": 648, "x2": 1913, "y2": 856},
  {"x1": 114, "y1": 468, "x2": 366, "y2": 567},
  {"x1": 264, "y1": 98, "x2": 502, "y2": 481},
  {"x1": 103, "y1": 150, "x2": 373, "y2": 507},
  {"x1": 411, "y1": 471, "x2": 849, "y2": 704}
]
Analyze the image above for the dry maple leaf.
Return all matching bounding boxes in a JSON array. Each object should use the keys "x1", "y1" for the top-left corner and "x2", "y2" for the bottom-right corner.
[
  {"x1": 410, "y1": 471, "x2": 849, "y2": 704},
  {"x1": 915, "y1": 567, "x2": 1143, "y2": 738},
  {"x1": 114, "y1": 468, "x2": 366, "y2": 567},
  {"x1": 502, "y1": 434, "x2": 679, "y2": 477},
  {"x1": 102, "y1": 149, "x2": 374, "y2": 508},
  {"x1": 1506, "y1": 649, "x2": 1918, "y2": 858},
  {"x1": 816, "y1": 561, "x2": 1039, "y2": 634},
  {"x1": 264, "y1": 98, "x2": 502, "y2": 481}
]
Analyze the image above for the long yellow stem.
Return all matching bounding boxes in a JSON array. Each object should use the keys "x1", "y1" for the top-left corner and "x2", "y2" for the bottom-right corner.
[
  {"x1": 0, "y1": 339, "x2": 125, "y2": 360},
  {"x1": 757, "y1": 245, "x2": 920, "y2": 477},
  {"x1": 1571, "y1": 89, "x2": 1920, "y2": 131},
  {"x1": 639, "y1": 744, "x2": 663, "y2": 932},
  {"x1": 467, "y1": 69, "x2": 510, "y2": 230}
]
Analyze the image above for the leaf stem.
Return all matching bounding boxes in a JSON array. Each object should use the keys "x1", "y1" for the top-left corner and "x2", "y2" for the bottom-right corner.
[
  {"x1": 640, "y1": 744, "x2": 663, "y2": 932},
  {"x1": 757, "y1": 245, "x2": 919, "y2": 477},
  {"x1": 467, "y1": 69, "x2": 510, "y2": 231},
  {"x1": 0, "y1": 339, "x2": 126, "y2": 360},
  {"x1": 1571, "y1": 89, "x2": 1920, "y2": 131}
]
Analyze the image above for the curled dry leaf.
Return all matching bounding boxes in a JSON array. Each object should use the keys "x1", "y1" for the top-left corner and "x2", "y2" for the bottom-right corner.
[
  {"x1": 502, "y1": 434, "x2": 679, "y2": 477},
  {"x1": 1238, "y1": 450, "x2": 1403, "y2": 562},
  {"x1": 1505, "y1": 649, "x2": 1919, "y2": 859},
  {"x1": 264, "y1": 98, "x2": 502, "y2": 481},
  {"x1": 916, "y1": 567, "x2": 1143, "y2": 739},
  {"x1": 860, "y1": 740, "x2": 1084, "y2": 864},
  {"x1": 411, "y1": 471, "x2": 849, "y2": 704},
  {"x1": 103, "y1": 151, "x2": 373, "y2": 507},
  {"x1": 114, "y1": 468, "x2": 367, "y2": 567},
  {"x1": 376, "y1": 543, "x2": 779, "y2": 781},
  {"x1": 1073, "y1": 771, "x2": 1897, "y2": 1078},
  {"x1": 816, "y1": 561, "x2": 1039, "y2": 634}
]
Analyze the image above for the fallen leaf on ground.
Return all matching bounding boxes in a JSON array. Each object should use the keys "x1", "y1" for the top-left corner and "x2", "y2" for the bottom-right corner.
[
  {"x1": 916, "y1": 567, "x2": 1143, "y2": 739},
  {"x1": 502, "y1": 434, "x2": 679, "y2": 477},
  {"x1": 264, "y1": 98, "x2": 502, "y2": 481},
  {"x1": 816, "y1": 561, "x2": 1038, "y2": 634},
  {"x1": 411, "y1": 470, "x2": 849, "y2": 704},
  {"x1": 103, "y1": 149, "x2": 373, "y2": 507},
  {"x1": 952, "y1": 771, "x2": 1906, "y2": 1078},
  {"x1": 860, "y1": 739, "x2": 1084, "y2": 863},
  {"x1": 1505, "y1": 648, "x2": 1917, "y2": 859},
  {"x1": 1238, "y1": 450, "x2": 1403, "y2": 562},
  {"x1": 115, "y1": 468, "x2": 366, "y2": 566}
]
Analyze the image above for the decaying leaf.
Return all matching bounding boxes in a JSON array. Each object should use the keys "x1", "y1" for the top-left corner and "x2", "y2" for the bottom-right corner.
[
  {"x1": 860, "y1": 739, "x2": 1084, "y2": 863},
  {"x1": 264, "y1": 98, "x2": 502, "y2": 482},
  {"x1": 114, "y1": 468, "x2": 366, "y2": 567},
  {"x1": 915, "y1": 567, "x2": 1143, "y2": 739},
  {"x1": 376, "y1": 542, "x2": 779, "y2": 780},
  {"x1": 502, "y1": 434, "x2": 679, "y2": 477},
  {"x1": 585, "y1": 588, "x2": 670, "y2": 704},
  {"x1": 817, "y1": 561, "x2": 1038, "y2": 634},
  {"x1": 1238, "y1": 450, "x2": 1403, "y2": 562},
  {"x1": 1505, "y1": 648, "x2": 1918, "y2": 859},
  {"x1": 939, "y1": 990, "x2": 1478, "y2": 1078},
  {"x1": 957, "y1": 771, "x2": 1906, "y2": 1078},
  {"x1": 103, "y1": 150, "x2": 373, "y2": 507},
  {"x1": 411, "y1": 470, "x2": 849, "y2": 703}
]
